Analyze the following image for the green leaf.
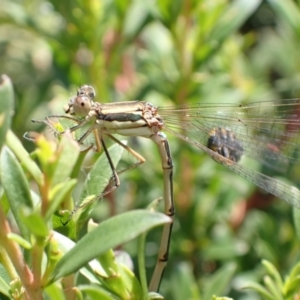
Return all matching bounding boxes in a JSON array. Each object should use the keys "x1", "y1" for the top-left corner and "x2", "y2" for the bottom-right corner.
[
  {"x1": 80, "y1": 143, "x2": 125, "y2": 201},
  {"x1": 95, "y1": 249, "x2": 142, "y2": 299},
  {"x1": 202, "y1": 263, "x2": 237, "y2": 300},
  {"x1": 284, "y1": 276, "x2": 300, "y2": 299},
  {"x1": 169, "y1": 262, "x2": 201, "y2": 300},
  {"x1": 7, "y1": 233, "x2": 32, "y2": 249},
  {"x1": 0, "y1": 146, "x2": 33, "y2": 239},
  {"x1": 79, "y1": 284, "x2": 119, "y2": 300},
  {"x1": 293, "y1": 207, "x2": 300, "y2": 241},
  {"x1": 43, "y1": 283, "x2": 65, "y2": 300},
  {"x1": 243, "y1": 282, "x2": 275, "y2": 300},
  {"x1": 52, "y1": 212, "x2": 77, "y2": 241},
  {"x1": 20, "y1": 210, "x2": 49, "y2": 237},
  {"x1": 76, "y1": 142, "x2": 126, "y2": 224},
  {"x1": 0, "y1": 271, "x2": 10, "y2": 297},
  {"x1": 197, "y1": 0, "x2": 262, "y2": 65},
  {"x1": 209, "y1": 0, "x2": 262, "y2": 42},
  {"x1": 262, "y1": 260, "x2": 283, "y2": 290},
  {"x1": 263, "y1": 276, "x2": 283, "y2": 300},
  {"x1": 149, "y1": 292, "x2": 164, "y2": 300},
  {"x1": 51, "y1": 210, "x2": 171, "y2": 282},
  {"x1": 117, "y1": 263, "x2": 143, "y2": 298},
  {"x1": 46, "y1": 179, "x2": 77, "y2": 221},
  {"x1": 51, "y1": 131, "x2": 80, "y2": 186},
  {"x1": 0, "y1": 75, "x2": 14, "y2": 150},
  {"x1": 268, "y1": 0, "x2": 300, "y2": 35},
  {"x1": 287, "y1": 261, "x2": 300, "y2": 282},
  {"x1": 6, "y1": 130, "x2": 43, "y2": 185}
]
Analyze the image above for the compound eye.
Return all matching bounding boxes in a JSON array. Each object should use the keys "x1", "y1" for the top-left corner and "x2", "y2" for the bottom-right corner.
[
  {"x1": 77, "y1": 85, "x2": 96, "y2": 100},
  {"x1": 73, "y1": 95, "x2": 92, "y2": 116}
]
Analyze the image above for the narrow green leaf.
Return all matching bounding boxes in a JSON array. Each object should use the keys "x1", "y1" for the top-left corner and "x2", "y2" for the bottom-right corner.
[
  {"x1": 209, "y1": 0, "x2": 262, "y2": 43},
  {"x1": 117, "y1": 263, "x2": 143, "y2": 298},
  {"x1": 243, "y1": 282, "x2": 275, "y2": 300},
  {"x1": 262, "y1": 260, "x2": 283, "y2": 290},
  {"x1": 287, "y1": 261, "x2": 300, "y2": 282},
  {"x1": 46, "y1": 179, "x2": 77, "y2": 221},
  {"x1": 52, "y1": 212, "x2": 76, "y2": 240},
  {"x1": 51, "y1": 132, "x2": 80, "y2": 186},
  {"x1": 0, "y1": 193, "x2": 10, "y2": 215},
  {"x1": 0, "y1": 147, "x2": 33, "y2": 239},
  {"x1": 7, "y1": 233, "x2": 32, "y2": 250},
  {"x1": 43, "y1": 283, "x2": 65, "y2": 300},
  {"x1": 6, "y1": 130, "x2": 43, "y2": 185},
  {"x1": 293, "y1": 207, "x2": 300, "y2": 241},
  {"x1": 169, "y1": 262, "x2": 201, "y2": 300},
  {"x1": 20, "y1": 210, "x2": 49, "y2": 237},
  {"x1": 149, "y1": 292, "x2": 164, "y2": 300},
  {"x1": 95, "y1": 249, "x2": 132, "y2": 298},
  {"x1": 79, "y1": 284, "x2": 119, "y2": 300},
  {"x1": 284, "y1": 276, "x2": 300, "y2": 298},
  {"x1": 70, "y1": 144, "x2": 91, "y2": 179},
  {"x1": 51, "y1": 210, "x2": 171, "y2": 282},
  {"x1": 0, "y1": 75, "x2": 14, "y2": 150},
  {"x1": 268, "y1": 0, "x2": 300, "y2": 35},
  {"x1": 137, "y1": 230, "x2": 148, "y2": 298},
  {"x1": 263, "y1": 276, "x2": 283, "y2": 300},
  {"x1": 0, "y1": 274, "x2": 10, "y2": 297},
  {"x1": 80, "y1": 143, "x2": 125, "y2": 201},
  {"x1": 202, "y1": 263, "x2": 237, "y2": 300}
]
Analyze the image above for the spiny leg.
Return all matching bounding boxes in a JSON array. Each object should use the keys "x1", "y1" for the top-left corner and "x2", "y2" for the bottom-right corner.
[
  {"x1": 149, "y1": 132, "x2": 174, "y2": 292},
  {"x1": 68, "y1": 132, "x2": 146, "y2": 222},
  {"x1": 106, "y1": 134, "x2": 146, "y2": 175}
]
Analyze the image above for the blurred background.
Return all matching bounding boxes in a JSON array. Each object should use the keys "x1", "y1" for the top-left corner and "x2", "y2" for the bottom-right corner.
[{"x1": 1, "y1": 0, "x2": 300, "y2": 299}]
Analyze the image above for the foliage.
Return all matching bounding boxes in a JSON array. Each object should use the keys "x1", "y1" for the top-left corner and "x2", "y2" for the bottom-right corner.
[
  {"x1": 0, "y1": 78, "x2": 170, "y2": 299},
  {"x1": 244, "y1": 260, "x2": 300, "y2": 300},
  {"x1": 1, "y1": 0, "x2": 300, "y2": 299}
]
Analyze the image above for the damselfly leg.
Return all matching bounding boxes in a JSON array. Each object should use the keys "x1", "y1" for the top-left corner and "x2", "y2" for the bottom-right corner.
[{"x1": 26, "y1": 115, "x2": 147, "y2": 221}]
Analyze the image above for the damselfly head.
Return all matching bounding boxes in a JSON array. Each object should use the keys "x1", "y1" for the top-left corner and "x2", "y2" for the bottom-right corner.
[{"x1": 64, "y1": 85, "x2": 96, "y2": 117}]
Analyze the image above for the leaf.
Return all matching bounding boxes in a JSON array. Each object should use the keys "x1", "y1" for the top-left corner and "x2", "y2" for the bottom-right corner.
[
  {"x1": 20, "y1": 210, "x2": 49, "y2": 238},
  {"x1": 0, "y1": 147, "x2": 33, "y2": 239},
  {"x1": 80, "y1": 143, "x2": 125, "y2": 201},
  {"x1": 50, "y1": 210, "x2": 171, "y2": 282},
  {"x1": 284, "y1": 276, "x2": 300, "y2": 299},
  {"x1": 95, "y1": 249, "x2": 142, "y2": 299},
  {"x1": 293, "y1": 207, "x2": 300, "y2": 241},
  {"x1": 202, "y1": 263, "x2": 237, "y2": 300},
  {"x1": 243, "y1": 282, "x2": 275, "y2": 300},
  {"x1": 268, "y1": 0, "x2": 300, "y2": 35},
  {"x1": 7, "y1": 233, "x2": 32, "y2": 249},
  {"x1": 46, "y1": 179, "x2": 77, "y2": 221},
  {"x1": 263, "y1": 275, "x2": 283, "y2": 300},
  {"x1": 6, "y1": 130, "x2": 43, "y2": 185},
  {"x1": 262, "y1": 260, "x2": 283, "y2": 290},
  {"x1": 79, "y1": 284, "x2": 119, "y2": 300},
  {"x1": 209, "y1": 0, "x2": 262, "y2": 42},
  {"x1": 0, "y1": 269, "x2": 10, "y2": 297},
  {"x1": 196, "y1": 0, "x2": 262, "y2": 65},
  {"x1": 51, "y1": 131, "x2": 80, "y2": 187},
  {"x1": 0, "y1": 75, "x2": 14, "y2": 150},
  {"x1": 169, "y1": 262, "x2": 201, "y2": 300}
]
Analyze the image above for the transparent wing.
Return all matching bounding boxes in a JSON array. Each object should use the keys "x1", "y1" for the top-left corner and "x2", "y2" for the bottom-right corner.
[{"x1": 160, "y1": 99, "x2": 300, "y2": 208}]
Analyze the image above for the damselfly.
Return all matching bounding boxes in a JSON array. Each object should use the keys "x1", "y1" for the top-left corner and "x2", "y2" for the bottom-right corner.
[{"x1": 26, "y1": 85, "x2": 300, "y2": 292}]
